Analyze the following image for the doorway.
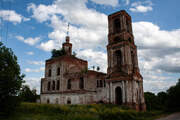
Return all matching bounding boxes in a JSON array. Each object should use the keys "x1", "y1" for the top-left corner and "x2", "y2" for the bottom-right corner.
[{"x1": 115, "y1": 87, "x2": 122, "y2": 105}]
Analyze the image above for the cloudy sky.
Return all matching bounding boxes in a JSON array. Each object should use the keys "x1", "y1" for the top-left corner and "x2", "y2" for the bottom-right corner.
[{"x1": 0, "y1": 0, "x2": 180, "y2": 94}]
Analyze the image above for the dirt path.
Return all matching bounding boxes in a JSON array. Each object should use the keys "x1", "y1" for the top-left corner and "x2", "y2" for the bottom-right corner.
[{"x1": 156, "y1": 112, "x2": 180, "y2": 120}]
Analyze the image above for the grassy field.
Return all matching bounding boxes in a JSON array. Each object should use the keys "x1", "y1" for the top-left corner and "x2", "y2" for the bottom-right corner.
[{"x1": 2, "y1": 103, "x2": 167, "y2": 120}]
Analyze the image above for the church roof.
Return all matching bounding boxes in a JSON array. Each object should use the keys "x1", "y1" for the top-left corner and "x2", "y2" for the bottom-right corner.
[{"x1": 46, "y1": 55, "x2": 87, "y2": 65}]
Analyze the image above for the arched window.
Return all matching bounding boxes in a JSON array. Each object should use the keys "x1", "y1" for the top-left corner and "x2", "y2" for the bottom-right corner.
[
  {"x1": 114, "y1": 37, "x2": 122, "y2": 43},
  {"x1": 114, "y1": 18, "x2": 121, "y2": 33},
  {"x1": 100, "y1": 80, "x2": 103, "y2": 87},
  {"x1": 104, "y1": 80, "x2": 106, "y2": 87},
  {"x1": 131, "y1": 51, "x2": 134, "y2": 65},
  {"x1": 48, "y1": 81, "x2": 51, "y2": 91},
  {"x1": 97, "y1": 80, "x2": 99, "y2": 88},
  {"x1": 115, "y1": 50, "x2": 122, "y2": 67},
  {"x1": 126, "y1": 19, "x2": 130, "y2": 32},
  {"x1": 56, "y1": 98, "x2": 58, "y2": 104},
  {"x1": 47, "y1": 99, "x2": 50, "y2": 104},
  {"x1": 69, "y1": 47, "x2": 71, "y2": 53},
  {"x1": 57, "y1": 80, "x2": 60, "y2": 90},
  {"x1": 67, "y1": 79, "x2": 71, "y2": 89},
  {"x1": 48, "y1": 69, "x2": 51, "y2": 77},
  {"x1": 57, "y1": 67, "x2": 60, "y2": 76},
  {"x1": 79, "y1": 77, "x2": 84, "y2": 89},
  {"x1": 52, "y1": 81, "x2": 55, "y2": 90}
]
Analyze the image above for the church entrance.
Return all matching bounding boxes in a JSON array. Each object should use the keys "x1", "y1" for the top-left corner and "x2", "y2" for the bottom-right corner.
[{"x1": 115, "y1": 87, "x2": 122, "y2": 105}]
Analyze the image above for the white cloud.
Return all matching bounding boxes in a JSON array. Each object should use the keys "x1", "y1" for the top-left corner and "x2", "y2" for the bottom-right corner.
[
  {"x1": 24, "y1": 77, "x2": 41, "y2": 94},
  {"x1": 25, "y1": 67, "x2": 44, "y2": 73},
  {"x1": 130, "y1": 1, "x2": 153, "y2": 13},
  {"x1": 38, "y1": 40, "x2": 58, "y2": 51},
  {"x1": 78, "y1": 49, "x2": 107, "y2": 72},
  {"x1": 0, "y1": 10, "x2": 30, "y2": 24},
  {"x1": 27, "y1": 61, "x2": 44, "y2": 65},
  {"x1": 28, "y1": 0, "x2": 108, "y2": 52},
  {"x1": 16, "y1": 36, "x2": 40, "y2": 45},
  {"x1": 125, "y1": 0, "x2": 130, "y2": 5},
  {"x1": 26, "y1": 51, "x2": 34, "y2": 55},
  {"x1": 90, "y1": 0, "x2": 118, "y2": 7},
  {"x1": 27, "y1": 3, "x2": 60, "y2": 23},
  {"x1": 133, "y1": 22, "x2": 180, "y2": 48}
]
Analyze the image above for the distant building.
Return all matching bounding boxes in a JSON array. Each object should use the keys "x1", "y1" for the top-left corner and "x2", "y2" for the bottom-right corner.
[{"x1": 40, "y1": 10, "x2": 146, "y2": 111}]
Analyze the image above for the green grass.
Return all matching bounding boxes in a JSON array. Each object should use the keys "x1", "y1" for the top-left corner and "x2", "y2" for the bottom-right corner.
[{"x1": 3, "y1": 103, "x2": 166, "y2": 120}]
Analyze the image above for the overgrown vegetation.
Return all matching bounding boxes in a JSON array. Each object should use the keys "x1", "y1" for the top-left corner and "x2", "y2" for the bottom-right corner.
[
  {"x1": 0, "y1": 42, "x2": 24, "y2": 115},
  {"x1": 6, "y1": 103, "x2": 164, "y2": 120},
  {"x1": 51, "y1": 48, "x2": 66, "y2": 58},
  {"x1": 145, "y1": 78, "x2": 180, "y2": 112},
  {"x1": 19, "y1": 85, "x2": 39, "y2": 103}
]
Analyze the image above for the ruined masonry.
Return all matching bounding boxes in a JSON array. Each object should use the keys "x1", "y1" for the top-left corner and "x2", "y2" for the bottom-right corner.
[{"x1": 40, "y1": 10, "x2": 146, "y2": 111}]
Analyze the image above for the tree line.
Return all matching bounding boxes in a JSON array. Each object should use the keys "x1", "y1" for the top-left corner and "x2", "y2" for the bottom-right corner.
[{"x1": 144, "y1": 79, "x2": 180, "y2": 112}]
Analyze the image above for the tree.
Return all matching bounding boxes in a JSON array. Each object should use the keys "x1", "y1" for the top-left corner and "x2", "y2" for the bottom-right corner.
[
  {"x1": 157, "y1": 91, "x2": 167, "y2": 110},
  {"x1": 144, "y1": 92, "x2": 159, "y2": 111},
  {"x1": 166, "y1": 79, "x2": 180, "y2": 112},
  {"x1": 51, "y1": 48, "x2": 66, "y2": 58},
  {"x1": 72, "y1": 51, "x2": 77, "y2": 57},
  {"x1": 0, "y1": 42, "x2": 24, "y2": 115},
  {"x1": 19, "y1": 85, "x2": 38, "y2": 102}
]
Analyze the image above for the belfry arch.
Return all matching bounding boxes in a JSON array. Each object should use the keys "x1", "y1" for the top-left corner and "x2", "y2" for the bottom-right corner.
[{"x1": 114, "y1": 50, "x2": 122, "y2": 68}]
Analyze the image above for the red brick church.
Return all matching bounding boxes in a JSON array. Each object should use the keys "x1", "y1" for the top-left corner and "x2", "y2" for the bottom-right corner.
[{"x1": 40, "y1": 10, "x2": 146, "y2": 111}]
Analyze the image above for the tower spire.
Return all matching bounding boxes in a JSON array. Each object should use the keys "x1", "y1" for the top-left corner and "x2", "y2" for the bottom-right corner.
[
  {"x1": 63, "y1": 22, "x2": 72, "y2": 56},
  {"x1": 66, "y1": 22, "x2": 70, "y2": 36},
  {"x1": 66, "y1": 23, "x2": 70, "y2": 43}
]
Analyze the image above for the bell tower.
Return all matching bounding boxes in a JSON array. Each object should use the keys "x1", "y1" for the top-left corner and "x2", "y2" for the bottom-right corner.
[
  {"x1": 107, "y1": 10, "x2": 146, "y2": 111},
  {"x1": 63, "y1": 23, "x2": 72, "y2": 56}
]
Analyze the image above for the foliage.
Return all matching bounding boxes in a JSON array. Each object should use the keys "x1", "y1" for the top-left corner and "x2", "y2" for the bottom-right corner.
[
  {"x1": 81, "y1": 67, "x2": 88, "y2": 74},
  {"x1": 166, "y1": 79, "x2": 180, "y2": 112},
  {"x1": 6, "y1": 102, "x2": 164, "y2": 120},
  {"x1": 19, "y1": 85, "x2": 38, "y2": 102},
  {"x1": 144, "y1": 78, "x2": 180, "y2": 112},
  {"x1": 51, "y1": 48, "x2": 66, "y2": 58},
  {"x1": 72, "y1": 51, "x2": 77, "y2": 57},
  {"x1": 0, "y1": 42, "x2": 24, "y2": 115},
  {"x1": 144, "y1": 92, "x2": 160, "y2": 111}
]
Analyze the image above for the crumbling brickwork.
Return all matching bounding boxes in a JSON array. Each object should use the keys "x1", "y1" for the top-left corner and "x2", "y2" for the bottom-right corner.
[{"x1": 40, "y1": 10, "x2": 146, "y2": 111}]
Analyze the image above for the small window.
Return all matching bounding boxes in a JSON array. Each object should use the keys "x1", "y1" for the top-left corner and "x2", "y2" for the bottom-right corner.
[
  {"x1": 52, "y1": 81, "x2": 55, "y2": 90},
  {"x1": 79, "y1": 77, "x2": 84, "y2": 89},
  {"x1": 97, "y1": 80, "x2": 99, "y2": 88},
  {"x1": 47, "y1": 99, "x2": 50, "y2": 104},
  {"x1": 57, "y1": 80, "x2": 60, "y2": 90},
  {"x1": 57, "y1": 67, "x2": 60, "y2": 76},
  {"x1": 48, "y1": 69, "x2": 51, "y2": 77},
  {"x1": 48, "y1": 82, "x2": 51, "y2": 91},
  {"x1": 67, "y1": 79, "x2": 71, "y2": 89},
  {"x1": 56, "y1": 98, "x2": 58, "y2": 104},
  {"x1": 100, "y1": 80, "x2": 103, "y2": 87}
]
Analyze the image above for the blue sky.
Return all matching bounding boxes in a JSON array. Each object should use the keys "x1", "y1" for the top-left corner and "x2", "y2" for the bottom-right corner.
[{"x1": 0, "y1": 0, "x2": 180, "y2": 94}]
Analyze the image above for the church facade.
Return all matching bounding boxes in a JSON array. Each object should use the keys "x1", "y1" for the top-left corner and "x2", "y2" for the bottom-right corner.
[{"x1": 40, "y1": 10, "x2": 146, "y2": 111}]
